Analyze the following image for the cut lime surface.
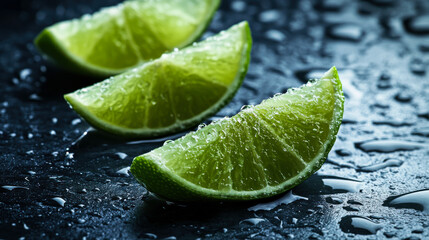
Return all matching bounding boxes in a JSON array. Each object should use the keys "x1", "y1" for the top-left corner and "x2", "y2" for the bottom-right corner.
[
  {"x1": 64, "y1": 21, "x2": 252, "y2": 138},
  {"x1": 34, "y1": 0, "x2": 220, "y2": 77},
  {"x1": 130, "y1": 67, "x2": 344, "y2": 201}
]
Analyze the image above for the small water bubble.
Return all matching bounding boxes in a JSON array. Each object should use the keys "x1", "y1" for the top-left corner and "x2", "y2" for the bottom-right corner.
[
  {"x1": 28, "y1": 171, "x2": 36, "y2": 175},
  {"x1": 19, "y1": 68, "x2": 31, "y2": 80},
  {"x1": 52, "y1": 197, "x2": 66, "y2": 207},
  {"x1": 116, "y1": 167, "x2": 130, "y2": 177},
  {"x1": 52, "y1": 151, "x2": 59, "y2": 157},
  {"x1": 240, "y1": 105, "x2": 253, "y2": 111},
  {"x1": 163, "y1": 140, "x2": 173, "y2": 146},
  {"x1": 52, "y1": 118, "x2": 58, "y2": 124},
  {"x1": 240, "y1": 218, "x2": 266, "y2": 225},
  {"x1": 115, "y1": 152, "x2": 128, "y2": 159},
  {"x1": 26, "y1": 150, "x2": 34, "y2": 155},
  {"x1": 231, "y1": 1, "x2": 246, "y2": 12},
  {"x1": 65, "y1": 152, "x2": 74, "y2": 160},
  {"x1": 1, "y1": 185, "x2": 29, "y2": 191},
  {"x1": 394, "y1": 91, "x2": 413, "y2": 103},
  {"x1": 326, "y1": 196, "x2": 343, "y2": 204},
  {"x1": 29, "y1": 93, "x2": 42, "y2": 101},
  {"x1": 248, "y1": 191, "x2": 307, "y2": 211},
  {"x1": 259, "y1": 10, "x2": 281, "y2": 23},
  {"x1": 50, "y1": 130, "x2": 56, "y2": 136},
  {"x1": 327, "y1": 23, "x2": 364, "y2": 41},
  {"x1": 403, "y1": 15, "x2": 429, "y2": 35},
  {"x1": 265, "y1": 29, "x2": 286, "y2": 42},
  {"x1": 273, "y1": 93, "x2": 282, "y2": 97},
  {"x1": 343, "y1": 205, "x2": 360, "y2": 212},
  {"x1": 321, "y1": 176, "x2": 362, "y2": 193},
  {"x1": 408, "y1": 58, "x2": 426, "y2": 75},
  {"x1": 197, "y1": 123, "x2": 207, "y2": 130},
  {"x1": 71, "y1": 118, "x2": 81, "y2": 125},
  {"x1": 12, "y1": 78, "x2": 19, "y2": 85}
]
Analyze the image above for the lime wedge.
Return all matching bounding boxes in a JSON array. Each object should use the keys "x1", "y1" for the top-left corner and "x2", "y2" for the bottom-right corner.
[
  {"x1": 34, "y1": 0, "x2": 220, "y2": 77},
  {"x1": 130, "y1": 67, "x2": 344, "y2": 201},
  {"x1": 64, "y1": 21, "x2": 252, "y2": 138}
]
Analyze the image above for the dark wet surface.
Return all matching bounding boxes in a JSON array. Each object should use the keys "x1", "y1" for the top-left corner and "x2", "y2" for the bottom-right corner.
[{"x1": 1, "y1": 0, "x2": 429, "y2": 239}]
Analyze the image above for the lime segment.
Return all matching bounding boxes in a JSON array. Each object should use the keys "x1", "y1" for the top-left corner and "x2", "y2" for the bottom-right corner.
[
  {"x1": 34, "y1": 0, "x2": 220, "y2": 77},
  {"x1": 64, "y1": 21, "x2": 252, "y2": 138},
  {"x1": 130, "y1": 67, "x2": 344, "y2": 201}
]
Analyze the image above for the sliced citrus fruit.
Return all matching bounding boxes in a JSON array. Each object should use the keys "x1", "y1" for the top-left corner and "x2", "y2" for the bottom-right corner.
[
  {"x1": 64, "y1": 21, "x2": 252, "y2": 138},
  {"x1": 34, "y1": 0, "x2": 220, "y2": 77},
  {"x1": 130, "y1": 67, "x2": 344, "y2": 201}
]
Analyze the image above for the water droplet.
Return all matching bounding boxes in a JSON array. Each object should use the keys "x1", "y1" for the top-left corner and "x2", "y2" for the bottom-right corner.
[
  {"x1": 1, "y1": 186, "x2": 29, "y2": 191},
  {"x1": 394, "y1": 91, "x2": 413, "y2": 103},
  {"x1": 403, "y1": 15, "x2": 429, "y2": 35},
  {"x1": 29, "y1": 93, "x2": 42, "y2": 101},
  {"x1": 142, "y1": 233, "x2": 157, "y2": 239},
  {"x1": 240, "y1": 105, "x2": 253, "y2": 111},
  {"x1": 408, "y1": 58, "x2": 426, "y2": 75},
  {"x1": 115, "y1": 152, "x2": 128, "y2": 159},
  {"x1": 248, "y1": 191, "x2": 308, "y2": 211},
  {"x1": 335, "y1": 149, "x2": 352, "y2": 156},
  {"x1": 343, "y1": 205, "x2": 360, "y2": 212},
  {"x1": 372, "y1": 119, "x2": 414, "y2": 127},
  {"x1": 28, "y1": 171, "x2": 36, "y2": 175},
  {"x1": 163, "y1": 140, "x2": 173, "y2": 146},
  {"x1": 116, "y1": 167, "x2": 130, "y2": 177},
  {"x1": 356, "y1": 158, "x2": 403, "y2": 172},
  {"x1": 19, "y1": 68, "x2": 32, "y2": 80},
  {"x1": 197, "y1": 123, "x2": 207, "y2": 130},
  {"x1": 265, "y1": 29, "x2": 286, "y2": 42},
  {"x1": 355, "y1": 140, "x2": 425, "y2": 153},
  {"x1": 71, "y1": 118, "x2": 81, "y2": 125},
  {"x1": 326, "y1": 196, "x2": 343, "y2": 204},
  {"x1": 52, "y1": 118, "x2": 58, "y2": 124},
  {"x1": 50, "y1": 130, "x2": 56, "y2": 135},
  {"x1": 259, "y1": 10, "x2": 281, "y2": 23},
  {"x1": 321, "y1": 176, "x2": 362, "y2": 193},
  {"x1": 26, "y1": 150, "x2": 34, "y2": 155},
  {"x1": 231, "y1": 1, "x2": 246, "y2": 12},
  {"x1": 327, "y1": 23, "x2": 364, "y2": 41},
  {"x1": 65, "y1": 152, "x2": 74, "y2": 160},
  {"x1": 412, "y1": 127, "x2": 429, "y2": 137},
  {"x1": 52, "y1": 197, "x2": 66, "y2": 207},
  {"x1": 240, "y1": 218, "x2": 266, "y2": 225},
  {"x1": 383, "y1": 189, "x2": 429, "y2": 212},
  {"x1": 339, "y1": 215, "x2": 382, "y2": 235}
]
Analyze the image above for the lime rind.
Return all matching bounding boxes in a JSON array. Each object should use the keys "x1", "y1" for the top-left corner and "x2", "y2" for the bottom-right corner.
[
  {"x1": 34, "y1": 0, "x2": 220, "y2": 77},
  {"x1": 130, "y1": 67, "x2": 344, "y2": 201},
  {"x1": 64, "y1": 21, "x2": 252, "y2": 138}
]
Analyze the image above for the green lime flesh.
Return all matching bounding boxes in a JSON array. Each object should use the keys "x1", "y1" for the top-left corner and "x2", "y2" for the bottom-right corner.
[
  {"x1": 130, "y1": 67, "x2": 345, "y2": 201},
  {"x1": 64, "y1": 21, "x2": 252, "y2": 138},
  {"x1": 34, "y1": 0, "x2": 220, "y2": 77}
]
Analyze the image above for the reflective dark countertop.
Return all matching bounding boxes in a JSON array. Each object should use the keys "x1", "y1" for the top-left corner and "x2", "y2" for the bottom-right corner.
[{"x1": 1, "y1": 0, "x2": 428, "y2": 239}]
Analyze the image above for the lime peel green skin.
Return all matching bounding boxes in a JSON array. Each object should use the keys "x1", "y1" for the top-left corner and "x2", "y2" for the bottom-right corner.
[
  {"x1": 34, "y1": 0, "x2": 220, "y2": 78},
  {"x1": 130, "y1": 67, "x2": 344, "y2": 201},
  {"x1": 64, "y1": 21, "x2": 252, "y2": 138}
]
